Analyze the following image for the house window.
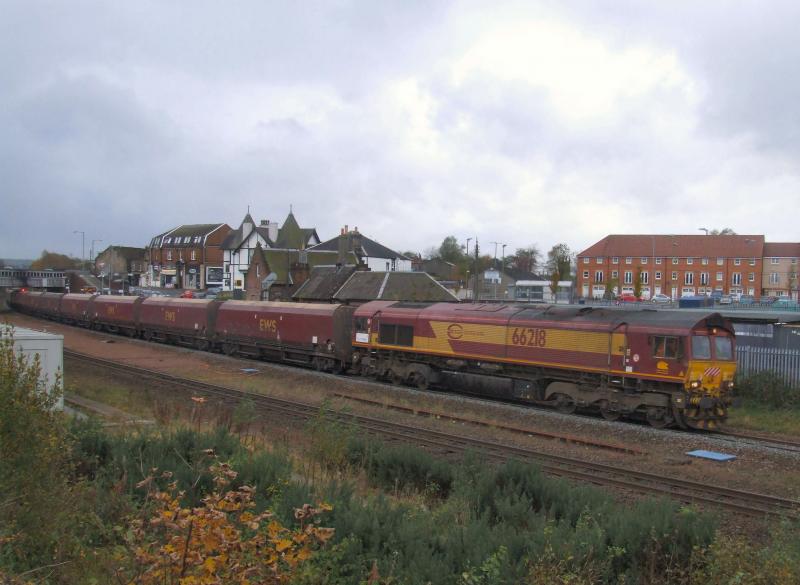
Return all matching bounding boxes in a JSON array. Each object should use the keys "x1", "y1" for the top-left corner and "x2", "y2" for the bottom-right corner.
[
  {"x1": 701, "y1": 257, "x2": 709, "y2": 265},
  {"x1": 672, "y1": 257, "x2": 679, "y2": 265},
  {"x1": 734, "y1": 258, "x2": 741, "y2": 266},
  {"x1": 671, "y1": 271, "x2": 678, "y2": 281},
  {"x1": 748, "y1": 272, "x2": 755, "y2": 282},
  {"x1": 771, "y1": 258, "x2": 779, "y2": 265},
  {"x1": 583, "y1": 257, "x2": 589, "y2": 264},
  {"x1": 597, "y1": 257, "x2": 604, "y2": 264},
  {"x1": 625, "y1": 257, "x2": 632, "y2": 264},
  {"x1": 655, "y1": 257, "x2": 662, "y2": 265},
  {"x1": 583, "y1": 271, "x2": 589, "y2": 279},
  {"x1": 717, "y1": 257, "x2": 724, "y2": 266},
  {"x1": 164, "y1": 237, "x2": 171, "y2": 244},
  {"x1": 624, "y1": 271, "x2": 633, "y2": 284},
  {"x1": 732, "y1": 273, "x2": 742, "y2": 285},
  {"x1": 700, "y1": 273, "x2": 709, "y2": 285},
  {"x1": 686, "y1": 258, "x2": 694, "y2": 265},
  {"x1": 749, "y1": 258, "x2": 756, "y2": 266},
  {"x1": 191, "y1": 250, "x2": 196, "y2": 261},
  {"x1": 194, "y1": 236, "x2": 202, "y2": 243},
  {"x1": 641, "y1": 257, "x2": 648, "y2": 264},
  {"x1": 685, "y1": 273, "x2": 694, "y2": 285},
  {"x1": 655, "y1": 271, "x2": 662, "y2": 280},
  {"x1": 594, "y1": 271, "x2": 604, "y2": 283},
  {"x1": 167, "y1": 250, "x2": 172, "y2": 261},
  {"x1": 611, "y1": 270, "x2": 618, "y2": 279},
  {"x1": 640, "y1": 271, "x2": 649, "y2": 284},
  {"x1": 612, "y1": 257, "x2": 619, "y2": 264},
  {"x1": 770, "y1": 272, "x2": 780, "y2": 284}
]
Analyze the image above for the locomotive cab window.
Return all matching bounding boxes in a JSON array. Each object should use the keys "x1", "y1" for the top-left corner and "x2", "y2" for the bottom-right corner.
[
  {"x1": 714, "y1": 336, "x2": 734, "y2": 360},
  {"x1": 691, "y1": 335, "x2": 711, "y2": 359},
  {"x1": 355, "y1": 317, "x2": 369, "y2": 334},
  {"x1": 379, "y1": 323, "x2": 414, "y2": 346},
  {"x1": 651, "y1": 335, "x2": 682, "y2": 359}
]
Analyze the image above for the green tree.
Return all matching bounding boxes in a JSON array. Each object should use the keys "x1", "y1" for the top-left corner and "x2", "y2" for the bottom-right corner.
[
  {"x1": 29, "y1": 250, "x2": 82, "y2": 270},
  {"x1": 509, "y1": 245, "x2": 541, "y2": 273},
  {"x1": 549, "y1": 269, "x2": 561, "y2": 302},
  {"x1": 547, "y1": 243, "x2": 572, "y2": 279},
  {"x1": 604, "y1": 276, "x2": 619, "y2": 300},
  {"x1": 708, "y1": 228, "x2": 737, "y2": 235},
  {"x1": 438, "y1": 236, "x2": 465, "y2": 264}
]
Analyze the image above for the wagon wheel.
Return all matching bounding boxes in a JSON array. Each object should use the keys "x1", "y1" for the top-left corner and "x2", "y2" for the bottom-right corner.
[
  {"x1": 413, "y1": 372, "x2": 430, "y2": 391},
  {"x1": 143, "y1": 330, "x2": 154, "y2": 342},
  {"x1": 222, "y1": 343, "x2": 237, "y2": 356},
  {"x1": 646, "y1": 407, "x2": 673, "y2": 429},
  {"x1": 553, "y1": 393, "x2": 576, "y2": 415},
  {"x1": 598, "y1": 400, "x2": 621, "y2": 422},
  {"x1": 195, "y1": 338, "x2": 210, "y2": 352}
]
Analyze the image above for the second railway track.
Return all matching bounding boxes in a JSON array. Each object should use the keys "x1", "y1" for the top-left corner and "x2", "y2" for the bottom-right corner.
[{"x1": 65, "y1": 349, "x2": 800, "y2": 519}]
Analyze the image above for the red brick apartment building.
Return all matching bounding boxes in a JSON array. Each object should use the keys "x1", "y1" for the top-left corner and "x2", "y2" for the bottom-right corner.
[
  {"x1": 145, "y1": 223, "x2": 232, "y2": 290},
  {"x1": 762, "y1": 242, "x2": 800, "y2": 299},
  {"x1": 576, "y1": 234, "x2": 767, "y2": 300}
]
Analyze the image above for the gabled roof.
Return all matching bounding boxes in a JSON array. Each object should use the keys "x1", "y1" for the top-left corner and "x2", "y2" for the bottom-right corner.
[
  {"x1": 221, "y1": 213, "x2": 266, "y2": 251},
  {"x1": 309, "y1": 233, "x2": 409, "y2": 260},
  {"x1": 155, "y1": 224, "x2": 230, "y2": 247},
  {"x1": 578, "y1": 234, "x2": 765, "y2": 259},
  {"x1": 99, "y1": 246, "x2": 146, "y2": 261},
  {"x1": 260, "y1": 249, "x2": 357, "y2": 284},
  {"x1": 333, "y1": 271, "x2": 459, "y2": 302},
  {"x1": 292, "y1": 265, "x2": 358, "y2": 301},
  {"x1": 763, "y1": 242, "x2": 800, "y2": 258},
  {"x1": 273, "y1": 212, "x2": 319, "y2": 249}
]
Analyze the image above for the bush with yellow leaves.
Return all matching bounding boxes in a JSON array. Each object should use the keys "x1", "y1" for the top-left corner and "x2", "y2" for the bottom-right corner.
[{"x1": 121, "y1": 458, "x2": 334, "y2": 585}]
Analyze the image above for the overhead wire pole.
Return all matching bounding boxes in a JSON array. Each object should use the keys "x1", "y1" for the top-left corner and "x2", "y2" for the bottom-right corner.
[{"x1": 473, "y1": 238, "x2": 479, "y2": 303}]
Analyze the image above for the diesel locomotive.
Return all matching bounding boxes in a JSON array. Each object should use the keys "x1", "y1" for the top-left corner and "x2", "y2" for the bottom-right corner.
[{"x1": 10, "y1": 291, "x2": 736, "y2": 429}]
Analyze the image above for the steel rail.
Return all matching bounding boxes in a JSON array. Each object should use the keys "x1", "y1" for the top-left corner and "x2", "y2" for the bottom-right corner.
[{"x1": 64, "y1": 349, "x2": 799, "y2": 518}]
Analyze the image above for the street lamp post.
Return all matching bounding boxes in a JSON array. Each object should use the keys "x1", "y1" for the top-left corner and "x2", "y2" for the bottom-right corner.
[
  {"x1": 90, "y1": 239, "x2": 103, "y2": 275},
  {"x1": 73, "y1": 230, "x2": 85, "y2": 268}
]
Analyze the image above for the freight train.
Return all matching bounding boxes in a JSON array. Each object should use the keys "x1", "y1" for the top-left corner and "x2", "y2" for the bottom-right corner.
[{"x1": 10, "y1": 291, "x2": 737, "y2": 430}]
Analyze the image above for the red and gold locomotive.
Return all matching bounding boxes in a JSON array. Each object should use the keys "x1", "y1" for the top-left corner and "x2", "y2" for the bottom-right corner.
[{"x1": 10, "y1": 292, "x2": 735, "y2": 429}]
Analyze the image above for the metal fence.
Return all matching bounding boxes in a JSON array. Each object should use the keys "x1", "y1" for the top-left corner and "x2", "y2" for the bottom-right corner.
[{"x1": 736, "y1": 345, "x2": 800, "y2": 388}]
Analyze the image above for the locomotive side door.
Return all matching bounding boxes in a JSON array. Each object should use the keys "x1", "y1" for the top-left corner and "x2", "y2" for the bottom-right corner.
[
  {"x1": 610, "y1": 322, "x2": 629, "y2": 374},
  {"x1": 371, "y1": 311, "x2": 382, "y2": 346}
]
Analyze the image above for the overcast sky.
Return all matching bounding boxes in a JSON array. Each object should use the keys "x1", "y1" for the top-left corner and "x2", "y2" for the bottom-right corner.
[{"x1": 3, "y1": 0, "x2": 799, "y2": 261}]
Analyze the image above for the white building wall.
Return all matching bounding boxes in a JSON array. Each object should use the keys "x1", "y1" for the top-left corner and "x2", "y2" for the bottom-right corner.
[
  {"x1": 365, "y1": 257, "x2": 412, "y2": 272},
  {"x1": 3, "y1": 328, "x2": 64, "y2": 410}
]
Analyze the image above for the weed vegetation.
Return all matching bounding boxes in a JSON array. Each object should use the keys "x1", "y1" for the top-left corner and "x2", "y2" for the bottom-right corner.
[
  {"x1": 730, "y1": 371, "x2": 800, "y2": 434},
  {"x1": 2, "y1": 328, "x2": 800, "y2": 584}
]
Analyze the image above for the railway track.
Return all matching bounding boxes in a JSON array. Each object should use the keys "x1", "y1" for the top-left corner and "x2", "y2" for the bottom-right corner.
[
  {"x1": 716, "y1": 430, "x2": 800, "y2": 455},
  {"x1": 65, "y1": 349, "x2": 800, "y2": 518}
]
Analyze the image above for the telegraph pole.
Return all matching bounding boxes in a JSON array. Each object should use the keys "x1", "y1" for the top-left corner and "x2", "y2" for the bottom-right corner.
[{"x1": 473, "y1": 238, "x2": 480, "y2": 302}]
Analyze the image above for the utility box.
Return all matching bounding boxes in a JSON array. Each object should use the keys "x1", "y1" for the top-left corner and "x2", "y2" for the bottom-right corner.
[{"x1": 1, "y1": 327, "x2": 64, "y2": 410}]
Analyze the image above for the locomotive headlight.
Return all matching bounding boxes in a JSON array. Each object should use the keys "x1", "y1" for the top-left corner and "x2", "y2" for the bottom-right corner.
[{"x1": 689, "y1": 380, "x2": 701, "y2": 389}]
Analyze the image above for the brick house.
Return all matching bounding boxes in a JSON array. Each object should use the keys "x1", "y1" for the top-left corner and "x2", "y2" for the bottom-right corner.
[
  {"x1": 576, "y1": 234, "x2": 766, "y2": 300},
  {"x1": 145, "y1": 223, "x2": 232, "y2": 289},
  {"x1": 93, "y1": 245, "x2": 147, "y2": 290},
  {"x1": 762, "y1": 243, "x2": 800, "y2": 299}
]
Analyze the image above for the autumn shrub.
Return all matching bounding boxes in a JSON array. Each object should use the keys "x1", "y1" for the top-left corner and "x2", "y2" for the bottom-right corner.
[{"x1": 734, "y1": 370, "x2": 799, "y2": 408}]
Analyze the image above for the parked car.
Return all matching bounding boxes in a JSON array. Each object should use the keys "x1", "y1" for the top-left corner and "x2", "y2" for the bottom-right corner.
[
  {"x1": 616, "y1": 293, "x2": 640, "y2": 303},
  {"x1": 738, "y1": 294, "x2": 755, "y2": 305},
  {"x1": 761, "y1": 296, "x2": 778, "y2": 305},
  {"x1": 771, "y1": 298, "x2": 799, "y2": 309},
  {"x1": 718, "y1": 294, "x2": 733, "y2": 305},
  {"x1": 180, "y1": 290, "x2": 195, "y2": 299},
  {"x1": 651, "y1": 293, "x2": 672, "y2": 304},
  {"x1": 710, "y1": 291, "x2": 723, "y2": 301},
  {"x1": 205, "y1": 286, "x2": 223, "y2": 300}
]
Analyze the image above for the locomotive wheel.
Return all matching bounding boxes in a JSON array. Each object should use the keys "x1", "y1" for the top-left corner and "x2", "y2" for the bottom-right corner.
[
  {"x1": 389, "y1": 370, "x2": 404, "y2": 385},
  {"x1": 598, "y1": 400, "x2": 621, "y2": 422},
  {"x1": 412, "y1": 373, "x2": 429, "y2": 391},
  {"x1": 672, "y1": 407, "x2": 689, "y2": 430},
  {"x1": 646, "y1": 407, "x2": 672, "y2": 429},
  {"x1": 553, "y1": 393, "x2": 576, "y2": 415}
]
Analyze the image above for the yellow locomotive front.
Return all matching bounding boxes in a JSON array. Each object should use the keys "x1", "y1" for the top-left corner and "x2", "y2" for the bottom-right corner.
[{"x1": 680, "y1": 328, "x2": 736, "y2": 429}]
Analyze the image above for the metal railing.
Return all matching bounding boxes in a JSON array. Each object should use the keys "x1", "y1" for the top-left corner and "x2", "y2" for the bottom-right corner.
[{"x1": 737, "y1": 346, "x2": 800, "y2": 388}]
